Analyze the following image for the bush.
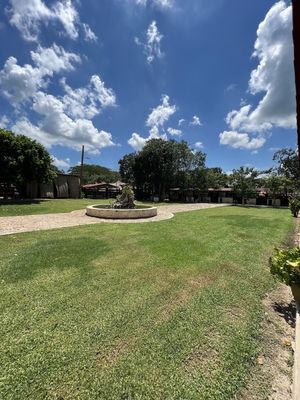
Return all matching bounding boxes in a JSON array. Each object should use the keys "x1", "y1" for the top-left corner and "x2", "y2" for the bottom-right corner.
[
  {"x1": 289, "y1": 198, "x2": 300, "y2": 217},
  {"x1": 270, "y1": 247, "x2": 300, "y2": 285}
]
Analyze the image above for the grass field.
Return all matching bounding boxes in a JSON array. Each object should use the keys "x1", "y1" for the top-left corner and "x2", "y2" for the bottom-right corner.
[
  {"x1": 0, "y1": 207, "x2": 293, "y2": 399},
  {"x1": 0, "y1": 198, "x2": 170, "y2": 217}
]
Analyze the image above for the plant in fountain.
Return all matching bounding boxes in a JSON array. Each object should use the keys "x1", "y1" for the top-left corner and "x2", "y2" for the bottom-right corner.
[{"x1": 112, "y1": 185, "x2": 136, "y2": 209}]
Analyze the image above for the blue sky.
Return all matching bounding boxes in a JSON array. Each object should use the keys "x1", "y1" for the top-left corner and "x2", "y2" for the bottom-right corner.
[{"x1": 0, "y1": 0, "x2": 296, "y2": 172}]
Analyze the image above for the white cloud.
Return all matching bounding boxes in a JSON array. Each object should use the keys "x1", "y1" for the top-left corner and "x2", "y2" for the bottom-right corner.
[
  {"x1": 51, "y1": 156, "x2": 71, "y2": 170},
  {"x1": 12, "y1": 109, "x2": 114, "y2": 154},
  {"x1": 167, "y1": 127, "x2": 182, "y2": 136},
  {"x1": 31, "y1": 44, "x2": 81, "y2": 75},
  {"x1": 28, "y1": 91, "x2": 115, "y2": 152},
  {"x1": 61, "y1": 75, "x2": 116, "y2": 119},
  {"x1": 0, "y1": 42, "x2": 116, "y2": 153},
  {"x1": 0, "y1": 44, "x2": 80, "y2": 106},
  {"x1": 6, "y1": 0, "x2": 96, "y2": 42},
  {"x1": 194, "y1": 141, "x2": 204, "y2": 149},
  {"x1": 135, "y1": 0, "x2": 173, "y2": 8},
  {"x1": 135, "y1": 20, "x2": 163, "y2": 64},
  {"x1": 52, "y1": 0, "x2": 79, "y2": 40},
  {"x1": 146, "y1": 94, "x2": 176, "y2": 127},
  {"x1": 0, "y1": 115, "x2": 10, "y2": 128},
  {"x1": 82, "y1": 23, "x2": 97, "y2": 42},
  {"x1": 0, "y1": 56, "x2": 46, "y2": 106},
  {"x1": 128, "y1": 94, "x2": 177, "y2": 150},
  {"x1": 6, "y1": 0, "x2": 53, "y2": 41},
  {"x1": 128, "y1": 132, "x2": 147, "y2": 151},
  {"x1": 225, "y1": 1, "x2": 295, "y2": 135},
  {"x1": 190, "y1": 115, "x2": 202, "y2": 126},
  {"x1": 219, "y1": 131, "x2": 266, "y2": 150},
  {"x1": 178, "y1": 118, "x2": 185, "y2": 126}
]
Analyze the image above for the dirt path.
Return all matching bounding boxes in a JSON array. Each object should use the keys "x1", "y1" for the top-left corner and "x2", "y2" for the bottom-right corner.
[{"x1": 0, "y1": 203, "x2": 228, "y2": 236}]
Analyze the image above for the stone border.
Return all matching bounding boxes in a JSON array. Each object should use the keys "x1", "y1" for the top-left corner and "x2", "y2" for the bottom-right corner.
[{"x1": 86, "y1": 205, "x2": 158, "y2": 219}]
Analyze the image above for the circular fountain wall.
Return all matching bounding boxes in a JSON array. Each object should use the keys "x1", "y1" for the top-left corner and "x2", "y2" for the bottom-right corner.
[{"x1": 86, "y1": 204, "x2": 158, "y2": 219}]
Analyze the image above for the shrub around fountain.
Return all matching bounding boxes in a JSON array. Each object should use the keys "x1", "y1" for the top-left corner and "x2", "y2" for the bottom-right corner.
[{"x1": 111, "y1": 186, "x2": 135, "y2": 209}]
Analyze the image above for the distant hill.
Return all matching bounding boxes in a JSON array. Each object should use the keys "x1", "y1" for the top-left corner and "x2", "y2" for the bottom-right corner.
[{"x1": 68, "y1": 164, "x2": 121, "y2": 184}]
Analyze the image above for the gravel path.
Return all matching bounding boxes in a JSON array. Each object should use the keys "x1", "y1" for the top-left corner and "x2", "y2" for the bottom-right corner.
[{"x1": 0, "y1": 203, "x2": 229, "y2": 236}]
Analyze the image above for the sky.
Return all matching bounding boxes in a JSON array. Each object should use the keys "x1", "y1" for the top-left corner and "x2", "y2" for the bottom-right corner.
[{"x1": 0, "y1": 0, "x2": 297, "y2": 173}]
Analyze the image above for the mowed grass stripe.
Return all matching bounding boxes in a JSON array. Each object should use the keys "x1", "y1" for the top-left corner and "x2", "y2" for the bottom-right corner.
[{"x1": 0, "y1": 206, "x2": 293, "y2": 399}]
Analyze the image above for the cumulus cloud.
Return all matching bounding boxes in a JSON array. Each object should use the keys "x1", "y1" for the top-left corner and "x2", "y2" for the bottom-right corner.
[
  {"x1": 128, "y1": 132, "x2": 147, "y2": 151},
  {"x1": 12, "y1": 107, "x2": 114, "y2": 153},
  {"x1": 61, "y1": 75, "x2": 116, "y2": 119},
  {"x1": 128, "y1": 94, "x2": 177, "y2": 150},
  {"x1": 190, "y1": 115, "x2": 202, "y2": 126},
  {"x1": 223, "y1": 1, "x2": 295, "y2": 141},
  {"x1": 31, "y1": 44, "x2": 81, "y2": 75},
  {"x1": 6, "y1": 0, "x2": 97, "y2": 42},
  {"x1": 178, "y1": 118, "x2": 185, "y2": 126},
  {"x1": 19, "y1": 82, "x2": 115, "y2": 152},
  {"x1": 51, "y1": 156, "x2": 71, "y2": 170},
  {"x1": 219, "y1": 131, "x2": 266, "y2": 150},
  {"x1": 0, "y1": 44, "x2": 116, "y2": 153},
  {"x1": 0, "y1": 44, "x2": 80, "y2": 106},
  {"x1": 146, "y1": 94, "x2": 176, "y2": 128},
  {"x1": 167, "y1": 127, "x2": 182, "y2": 136},
  {"x1": 135, "y1": 20, "x2": 163, "y2": 64}
]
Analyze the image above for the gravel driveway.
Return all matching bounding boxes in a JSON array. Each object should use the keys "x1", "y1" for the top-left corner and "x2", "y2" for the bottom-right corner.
[{"x1": 0, "y1": 203, "x2": 229, "y2": 236}]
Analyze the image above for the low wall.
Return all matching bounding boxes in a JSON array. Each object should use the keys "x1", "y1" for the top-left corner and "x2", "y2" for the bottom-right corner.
[
  {"x1": 86, "y1": 205, "x2": 157, "y2": 219},
  {"x1": 219, "y1": 197, "x2": 233, "y2": 204}
]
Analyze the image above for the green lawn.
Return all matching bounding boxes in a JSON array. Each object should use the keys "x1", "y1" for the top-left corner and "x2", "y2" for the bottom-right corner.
[
  {"x1": 0, "y1": 207, "x2": 293, "y2": 399},
  {"x1": 0, "y1": 198, "x2": 169, "y2": 217}
]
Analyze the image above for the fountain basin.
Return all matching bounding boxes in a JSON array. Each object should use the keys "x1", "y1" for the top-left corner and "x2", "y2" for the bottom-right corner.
[{"x1": 86, "y1": 204, "x2": 158, "y2": 219}]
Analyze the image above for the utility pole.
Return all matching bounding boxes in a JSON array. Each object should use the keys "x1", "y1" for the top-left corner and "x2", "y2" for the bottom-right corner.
[
  {"x1": 292, "y1": 0, "x2": 300, "y2": 177},
  {"x1": 79, "y1": 145, "x2": 84, "y2": 198}
]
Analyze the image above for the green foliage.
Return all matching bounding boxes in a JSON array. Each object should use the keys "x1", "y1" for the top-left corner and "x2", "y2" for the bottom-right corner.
[
  {"x1": 270, "y1": 247, "x2": 300, "y2": 285},
  {"x1": 119, "y1": 139, "x2": 207, "y2": 199},
  {"x1": 0, "y1": 129, "x2": 55, "y2": 186},
  {"x1": 261, "y1": 174, "x2": 288, "y2": 198},
  {"x1": 68, "y1": 164, "x2": 120, "y2": 184},
  {"x1": 112, "y1": 185, "x2": 135, "y2": 209},
  {"x1": 272, "y1": 148, "x2": 300, "y2": 191},
  {"x1": 230, "y1": 167, "x2": 259, "y2": 202},
  {"x1": 118, "y1": 153, "x2": 136, "y2": 184},
  {"x1": 289, "y1": 198, "x2": 300, "y2": 217}
]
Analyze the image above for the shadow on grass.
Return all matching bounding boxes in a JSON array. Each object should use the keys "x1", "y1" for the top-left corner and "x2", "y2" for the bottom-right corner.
[
  {"x1": 207, "y1": 214, "x2": 275, "y2": 228},
  {"x1": 3, "y1": 236, "x2": 110, "y2": 283},
  {"x1": 272, "y1": 301, "x2": 296, "y2": 328},
  {"x1": 0, "y1": 199, "x2": 48, "y2": 206}
]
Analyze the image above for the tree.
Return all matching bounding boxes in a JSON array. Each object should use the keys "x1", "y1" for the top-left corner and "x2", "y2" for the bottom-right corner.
[
  {"x1": 68, "y1": 164, "x2": 120, "y2": 184},
  {"x1": 205, "y1": 168, "x2": 228, "y2": 189},
  {"x1": 272, "y1": 148, "x2": 300, "y2": 191},
  {"x1": 118, "y1": 139, "x2": 206, "y2": 200},
  {"x1": 230, "y1": 167, "x2": 259, "y2": 204},
  {"x1": 0, "y1": 129, "x2": 55, "y2": 195},
  {"x1": 118, "y1": 153, "x2": 136, "y2": 184},
  {"x1": 261, "y1": 174, "x2": 290, "y2": 201}
]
